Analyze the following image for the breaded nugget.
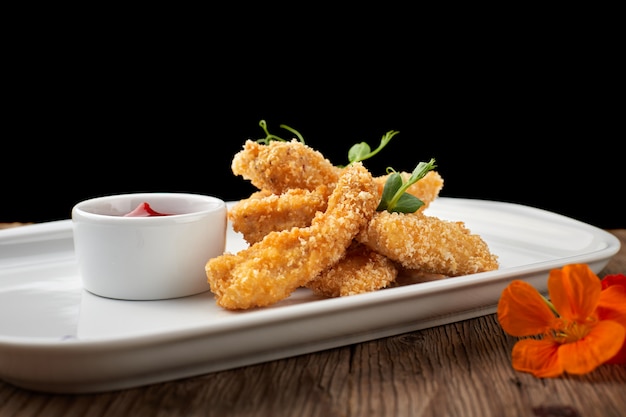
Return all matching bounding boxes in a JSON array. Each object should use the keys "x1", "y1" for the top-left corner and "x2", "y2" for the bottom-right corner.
[
  {"x1": 228, "y1": 185, "x2": 331, "y2": 245},
  {"x1": 206, "y1": 162, "x2": 378, "y2": 310},
  {"x1": 229, "y1": 169, "x2": 444, "y2": 245},
  {"x1": 231, "y1": 139, "x2": 342, "y2": 194},
  {"x1": 306, "y1": 242, "x2": 398, "y2": 297},
  {"x1": 357, "y1": 211, "x2": 499, "y2": 276}
]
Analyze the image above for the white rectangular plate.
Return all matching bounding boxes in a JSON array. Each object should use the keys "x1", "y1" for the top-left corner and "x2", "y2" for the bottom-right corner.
[{"x1": 0, "y1": 198, "x2": 620, "y2": 393}]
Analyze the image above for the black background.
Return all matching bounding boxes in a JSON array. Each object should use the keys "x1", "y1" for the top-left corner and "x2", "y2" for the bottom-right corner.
[{"x1": 2, "y1": 26, "x2": 623, "y2": 230}]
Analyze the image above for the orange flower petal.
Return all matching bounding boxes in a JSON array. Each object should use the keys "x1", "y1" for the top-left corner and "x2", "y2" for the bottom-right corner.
[
  {"x1": 597, "y1": 285, "x2": 626, "y2": 327},
  {"x1": 548, "y1": 264, "x2": 600, "y2": 321},
  {"x1": 605, "y1": 341, "x2": 626, "y2": 365},
  {"x1": 497, "y1": 280, "x2": 556, "y2": 337},
  {"x1": 557, "y1": 320, "x2": 626, "y2": 374},
  {"x1": 511, "y1": 338, "x2": 563, "y2": 377},
  {"x1": 597, "y1": 285, "x2": 626, "y2": 365},
  {"x1": 601, "y1": 273, "x2": 626, "y2": 290}
]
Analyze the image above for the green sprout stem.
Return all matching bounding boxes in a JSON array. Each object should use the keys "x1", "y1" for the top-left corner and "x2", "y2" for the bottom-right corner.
[
  {"x1": 256, "y1": 120, "x2": 305, "y2": 144},
  {"x1": 346, "y1": 130, "x2": 400, "y2": 166},
  {"x1": 251, "y1": 122, "x2": 436, "y2": 214}
]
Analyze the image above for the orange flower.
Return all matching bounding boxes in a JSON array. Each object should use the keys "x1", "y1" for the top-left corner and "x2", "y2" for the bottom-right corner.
[
  {"x1": 599, "y1": 273, "x2": 626, "y2": 364},
  {"x1": 497, "y1": 264, "x2": 626, "y2": 377}
]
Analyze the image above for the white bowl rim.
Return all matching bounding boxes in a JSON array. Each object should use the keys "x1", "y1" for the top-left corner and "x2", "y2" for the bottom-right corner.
[{"x1": 72, "y1": 192, "x2": 226, "y2": 223}]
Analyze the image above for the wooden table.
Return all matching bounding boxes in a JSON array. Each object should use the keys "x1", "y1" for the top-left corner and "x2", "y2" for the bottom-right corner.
[{"x1": 0, "y1": 227, "x2": 624, "y2": 417}]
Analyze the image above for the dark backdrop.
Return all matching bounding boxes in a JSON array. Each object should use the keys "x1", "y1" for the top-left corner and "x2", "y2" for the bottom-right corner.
[
  {"x1": 3, "y1": 95, "x2": 622, "y2": 229},
  {"x1": 2, "y1": 32, "x2": 623, "y2": 230}
]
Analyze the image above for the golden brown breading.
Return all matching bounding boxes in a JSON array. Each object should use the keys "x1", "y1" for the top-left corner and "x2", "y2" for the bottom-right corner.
[
  {"x1": 228, "y1": 185, "x2": 331, "y2": 245},
  {"x1": 231, "y1": 139, "x2": 342, "y2": 195},
  {"x1": 357, "y1": 211, "x2": 499, "y2": 276},
  {"x1": 306, "y1": 242, "x2": 398, "y2": 297},
  {"x1": 206, "y1": 162, "x2": 378, "y2": 310},
  {"x1": 229, "y1": 169, "x2": 444, "y2": 245}
]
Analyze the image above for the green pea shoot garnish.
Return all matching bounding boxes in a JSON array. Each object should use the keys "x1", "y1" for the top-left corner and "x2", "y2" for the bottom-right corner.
[
  {"x1": 255, "y1": 120, "x2": 305, "y2": 145},
  {"x1": 344, "y1": 130, "x2": 400, "y2": 167},
  {"x1": 377, "y1": 158, "x2": 437, "y2": 213},
  {"x1": 250, "y1": 121, "x2": 436, "y2": 214}
]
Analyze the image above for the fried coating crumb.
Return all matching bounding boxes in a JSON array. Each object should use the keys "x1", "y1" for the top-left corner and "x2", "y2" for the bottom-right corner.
[
  {"x1": 206, "y1": 162, "x2": 378, "y2": 310},
  {"x1": 228, "y1": 185, "x2": 331, "y2": 245},
  {"x1": 231, "y1": 139, "x2": 342, "y2": 194},
  {"x1": 357, "y1": 211, "x2": 499, "y2": 276},
  {"x1": 229, "y1": 169, "x2": 445, "y2": 245},
  {"x1": 306, "y1": 243, "x2": 398, "y2": 297},
  {"x1": 208, "y1": 135, "x2": 499, "y2": 310}
]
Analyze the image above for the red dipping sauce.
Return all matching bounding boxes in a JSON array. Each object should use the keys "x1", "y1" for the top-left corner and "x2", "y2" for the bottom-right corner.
[{"x1": 124, "y1": 202, "x2": 172, "y2": 217}]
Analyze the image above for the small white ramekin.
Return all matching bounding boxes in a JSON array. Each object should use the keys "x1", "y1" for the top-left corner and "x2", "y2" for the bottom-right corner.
[{"x1": 72, "y1": 192, "x2": 227, "y2": 300}]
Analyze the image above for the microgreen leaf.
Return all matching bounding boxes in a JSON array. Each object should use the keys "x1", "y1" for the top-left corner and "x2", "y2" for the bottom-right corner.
[
  {"x1": 347, "y1": 142, "x2": 372, "y2": 163},
  {"x1": 377, "y1": 158, "x2": 437, "y2": 213},
  {"x1": 392, "y1": 193, "x2": 424, "y2": 214},
  {"x1": 341, "y1": 130, "x2": 399, "y2": 167},
  {"x1": 255, "y1": 120, "x2": 305, "y2": 145},
  {"x1": 377, "y1": 172, "x2": 403, "y2": 209}
]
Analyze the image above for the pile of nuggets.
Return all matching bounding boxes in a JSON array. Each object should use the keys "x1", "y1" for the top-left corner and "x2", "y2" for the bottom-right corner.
[{"x1": 205, "y1": 139, "x2": 499, "y2": 310}]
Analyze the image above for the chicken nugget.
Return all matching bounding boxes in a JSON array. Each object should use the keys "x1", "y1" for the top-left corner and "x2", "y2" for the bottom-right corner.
[
  {"x1": 206, "y1": 162, "x2": 378, "y2": 310},
  {"x1": 306, "y1": 242, "x2": 398, "y2": 297},
  {"x1": 228, "y1": 185, "x2": 330, "y2": 245},
  {"x1": 357, "y1": 211, "x2": 499, "y2": 276},
  {"x1": 231, "y1": 139, "x2": 342, "y2": 194}
]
